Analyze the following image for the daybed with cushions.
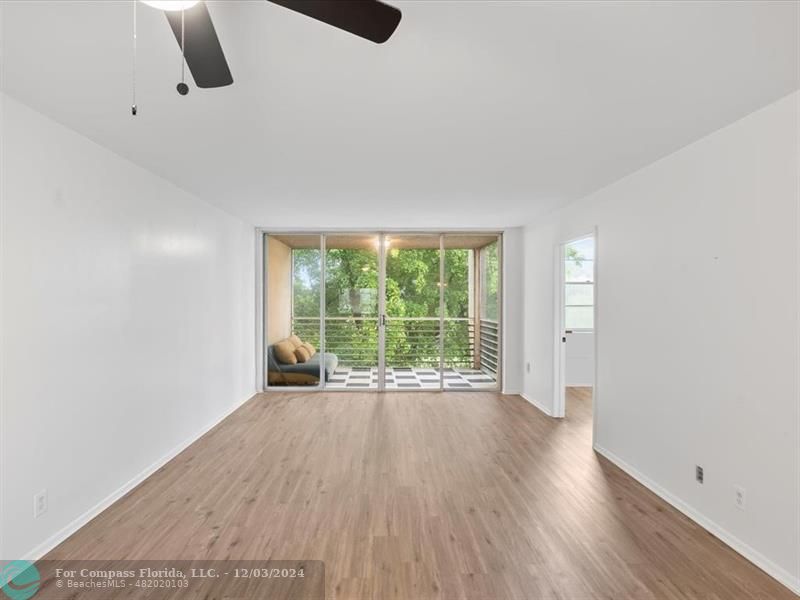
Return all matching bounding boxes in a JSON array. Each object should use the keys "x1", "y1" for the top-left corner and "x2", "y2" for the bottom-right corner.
[{"x1": 267, "y1": 334, "x2": 338, "y2": 386}]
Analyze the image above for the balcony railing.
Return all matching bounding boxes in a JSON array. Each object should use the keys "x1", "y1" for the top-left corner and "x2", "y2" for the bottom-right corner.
[
  {"x1": 292, "y1": 316, "x2": 477, "y2": 368},
  {"x1": 479, "y1": 319, "x2": 499, "y2": 376}
]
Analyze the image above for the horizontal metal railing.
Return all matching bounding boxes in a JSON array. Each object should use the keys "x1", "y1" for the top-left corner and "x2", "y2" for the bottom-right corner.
[
  {"x1": 291, "y1": 316, "x2": 475, "y2": 368},
  {"x1": 479, "y1": 319, "x2": 499, "y2": 376}
]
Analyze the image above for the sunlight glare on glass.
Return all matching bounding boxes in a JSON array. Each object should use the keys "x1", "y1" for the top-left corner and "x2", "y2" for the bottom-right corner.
[{"x1": 373, "y1": 237, "x2": 391, "y2": 251}]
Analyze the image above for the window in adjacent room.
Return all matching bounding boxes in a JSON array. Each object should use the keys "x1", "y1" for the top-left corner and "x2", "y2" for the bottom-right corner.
[{"x1": 564, "y1": 237, "x2": 594, "y2": 330}]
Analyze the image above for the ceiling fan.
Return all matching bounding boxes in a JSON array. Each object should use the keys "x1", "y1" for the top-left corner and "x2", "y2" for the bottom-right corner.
[{"x1": 139, "y1": 0, "x2": 402, "y2": 90}]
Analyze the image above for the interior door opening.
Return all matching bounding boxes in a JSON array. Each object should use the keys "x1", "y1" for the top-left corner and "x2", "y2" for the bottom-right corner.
[
  {"x1": 263, "y1": 232, "x2": 502, "y2": 391},
  {"x1": 557, "y1": 234, "x2": 596, "y2": 421}
]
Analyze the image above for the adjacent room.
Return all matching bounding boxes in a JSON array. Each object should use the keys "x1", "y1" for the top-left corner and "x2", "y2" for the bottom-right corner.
[
  {"x1": 560, "y1": 235, "x2": 595, "y2": 418},
  {"x1": 1, "y1": 1, "x2": 798, "y2": 599}
]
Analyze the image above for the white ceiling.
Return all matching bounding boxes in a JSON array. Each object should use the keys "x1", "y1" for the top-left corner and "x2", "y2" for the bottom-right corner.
[{"x1": 1, "y1": 1, "x2": 798, "y2": 228}]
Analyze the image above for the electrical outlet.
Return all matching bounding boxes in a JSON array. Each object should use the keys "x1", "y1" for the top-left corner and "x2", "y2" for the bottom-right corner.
[
  {"x1": 735, "y1": 486, "x2": 746, "y2": 510},
  {"x1": 695, "y1": 465, "x2": 704, "y2": 484},
  {"x1": 526, "y1": 362, "x2": 531, "y2": 373},
  {"x1": 33, "y1": 490, "x2": 48, "y2": 518}
]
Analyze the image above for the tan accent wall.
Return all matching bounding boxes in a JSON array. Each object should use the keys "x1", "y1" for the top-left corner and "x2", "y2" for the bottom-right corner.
[{"x1": 267, "y1": 236, "x2": 292, "y2": 344}]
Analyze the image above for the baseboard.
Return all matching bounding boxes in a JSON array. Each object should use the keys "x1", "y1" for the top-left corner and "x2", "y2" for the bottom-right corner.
[
  {"x1": 22, "y1": 391, "x2": 257, "y2": 562},
  {"x1": 594, "y1": 444, "x2": 800, "y2": 596},
  {"x1": 519, "y1": 392, "x2": 555, "y2": 417}
]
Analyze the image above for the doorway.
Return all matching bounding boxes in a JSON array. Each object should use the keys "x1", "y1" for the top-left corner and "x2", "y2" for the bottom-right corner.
[
  {"x1": 263, "y1": 232, "x2": 502, "y2": 392},
  {"x1": 556, "y1": 233, "x2": 596, "y2": 420}
]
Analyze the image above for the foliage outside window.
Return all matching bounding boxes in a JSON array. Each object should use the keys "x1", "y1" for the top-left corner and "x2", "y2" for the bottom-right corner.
[
  {"x1": 480, "y1": 241, "x2": 499, "y2": 321},
  {"x1": 290, "y1": 243, "x2": 479, "y2": 368},
  {"x1": 564, "y1": 237, "x2": 594, "y2": 330}
]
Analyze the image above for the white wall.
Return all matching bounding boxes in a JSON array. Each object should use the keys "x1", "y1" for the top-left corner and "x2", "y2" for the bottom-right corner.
[
  {"x1": 522, "y1": 91, "x2": 799, "y2": 592},
  {"x1": 565, "y1": 331, "x2": 594, "y2": 387},
  {"x1": 0, "y1": 94, "x2": 256, "y2": 559},
  {"x1": 502, "y1": 227, "x2": 524, "y2": 394}
]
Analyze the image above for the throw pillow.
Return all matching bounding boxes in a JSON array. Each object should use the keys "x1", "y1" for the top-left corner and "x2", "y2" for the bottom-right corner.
[
  {"x1": 274, "y1": 339, "x2": 298, "y2": 365},
  {"x1": 294, "y1": 346, "x2": 311, "y2": 363}
]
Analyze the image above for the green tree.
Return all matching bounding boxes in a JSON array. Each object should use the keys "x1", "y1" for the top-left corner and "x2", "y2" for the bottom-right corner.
[{"x1": 290, "y1": 243, "x2": 496, "y2": 369}]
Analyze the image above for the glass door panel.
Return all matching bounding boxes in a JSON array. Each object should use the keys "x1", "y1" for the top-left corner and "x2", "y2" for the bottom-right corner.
[
  {"x1": 266, "y1": 234, "x2": 322, "y2": 388},
  {"x1": 443, "y1": 234, "x2": 501, "y2": 390},
  {"x1": 324, "y1": 234, "x2": 380, "y2": 389},
  {"x1": 382, "y1": 234, "x2": 442, "y2": 390},
  {"x1": 478, "y1": 237, "x2": 501, "y2": 388}
]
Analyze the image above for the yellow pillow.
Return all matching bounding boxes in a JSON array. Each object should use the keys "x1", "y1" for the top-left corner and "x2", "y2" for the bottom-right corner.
[
  {"x1": 294, "y1": 346, "x2": 311, "y2": 363},
  {"x1": 288, "y1": 334, "x2": 303, "y2": 348},
  {"x1": 274, "y1": 339, "x2": 298, "y2": 365},
  {"x1": 302, "y1": 342, "x2": 316, "y2": 358}
]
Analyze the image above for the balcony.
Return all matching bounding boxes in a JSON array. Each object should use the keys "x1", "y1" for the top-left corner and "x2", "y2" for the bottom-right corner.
[
  {"x1": 266, "y1": 233, "x2": 501, "y2": 390},
  {"x1": 291, "y1": 316, "x2": 498, "y2": 389}
]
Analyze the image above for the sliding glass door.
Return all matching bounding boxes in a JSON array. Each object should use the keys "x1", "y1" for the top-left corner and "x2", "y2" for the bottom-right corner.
[
  {"x1": 264, "y1": 232, "x2": 501, "y2": 391},
  {"x1": 265, "y1": 234, "x2": 323, "y2": 389},
  {"x1": 323, "y1": 234, "x2": 380, "y2": 389},
  {"x1": 383, "y1": 234, "x2": 442, "y2": 389},
  {"x1": 441, "y1": 235, "x2": 500, "y2": 389}
]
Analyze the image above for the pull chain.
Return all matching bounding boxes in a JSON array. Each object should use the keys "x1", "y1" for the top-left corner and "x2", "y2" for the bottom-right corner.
[
  {"x1": 181, "y1": 8, "x2": 185, "y2": 83},
  {"x1": 177, "y1": 7, "x2": 189, "y2": 95},
  {"x1": 131, "y1": 0, "x2": 137, "y2": 115}
]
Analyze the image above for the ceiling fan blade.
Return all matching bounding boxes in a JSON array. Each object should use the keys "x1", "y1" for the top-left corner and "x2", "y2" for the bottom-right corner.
[
  {"x1": 165, "y1": 2, "x2": 233, "y2": 88},
  {"x1": 267, "y1": 0, "x2": 401, "y2": 44}
]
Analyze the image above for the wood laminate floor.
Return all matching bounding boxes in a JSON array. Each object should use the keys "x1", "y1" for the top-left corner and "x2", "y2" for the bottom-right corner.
[{"x1": 46, "y1": 389, "x2": 794, "y2": 599}]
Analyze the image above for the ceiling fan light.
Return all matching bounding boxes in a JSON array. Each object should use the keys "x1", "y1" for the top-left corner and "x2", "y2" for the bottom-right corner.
[{"x1": 140, "y1": 1, "x2": 200, "y2": 11}]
